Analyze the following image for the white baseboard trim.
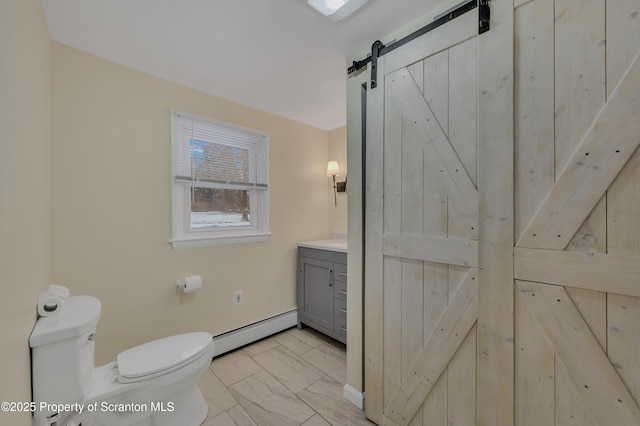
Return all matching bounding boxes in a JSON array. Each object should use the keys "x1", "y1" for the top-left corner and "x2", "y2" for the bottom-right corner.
[
  {"x1": 212, "y1": 310, "x2": 297, "y2": 357},
  {"x1": 343, "y1": 384, "x2": 365, "y2": 410}
]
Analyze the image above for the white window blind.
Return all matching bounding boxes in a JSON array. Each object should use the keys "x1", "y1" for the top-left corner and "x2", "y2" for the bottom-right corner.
[{"x1": 172, "y1": 110, "x2": 268, "y2": 190}]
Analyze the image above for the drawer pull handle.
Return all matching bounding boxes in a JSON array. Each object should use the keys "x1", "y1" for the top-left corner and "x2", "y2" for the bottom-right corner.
[
  {"x1": 339, "y1": 290, "x2": 347, "y2": 296},
  {"x1": 339, "y1": 308, "x2": 347, "y2": 314}
]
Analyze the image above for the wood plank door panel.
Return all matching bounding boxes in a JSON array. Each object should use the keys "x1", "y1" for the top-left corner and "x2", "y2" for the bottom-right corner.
[
  {"x1": 514, "y1": 0, "x2": 640, "y2": 425},
  {"x1": 366, "y1": 0, "x2": 640, "y2": 424},
  {"x1": 365, "y1": 12, "x2": 485, "y2": 425}
]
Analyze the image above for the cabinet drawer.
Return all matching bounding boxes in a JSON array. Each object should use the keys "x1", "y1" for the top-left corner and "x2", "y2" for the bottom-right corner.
[
  {"x1": 334, "y1": 263, "x2": 347, "y2": 283},
  {"x1": 334, "y1": 279, "x2": 347, "y2": 301},
  {"x1": 334, "y1": 314, "x2": 347, "y2": 337},
  {"x1": 334, "y1": 298, "x2": 347, "y2": 319}
]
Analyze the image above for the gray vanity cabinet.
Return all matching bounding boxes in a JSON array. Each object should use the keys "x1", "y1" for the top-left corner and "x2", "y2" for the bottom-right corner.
[{"x1": 297, "y1": 247, "x2": 346, "y2": 344}]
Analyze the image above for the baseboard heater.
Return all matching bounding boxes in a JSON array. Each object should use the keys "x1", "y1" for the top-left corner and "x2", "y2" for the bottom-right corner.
[{"x1": 212, "y1": 309, "x2": 298, "y2": 357}]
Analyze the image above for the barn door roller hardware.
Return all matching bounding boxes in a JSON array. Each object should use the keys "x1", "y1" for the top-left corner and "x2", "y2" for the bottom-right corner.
[
  {"x1": 478, "y1": 0, "x2": 490, "y2": 34},
  {"x1": 348, "y1": 0, "x2": 490, "y2": 88},
  {"x1": 369, "y1": 40, "x2": 384, "y2": 89}
]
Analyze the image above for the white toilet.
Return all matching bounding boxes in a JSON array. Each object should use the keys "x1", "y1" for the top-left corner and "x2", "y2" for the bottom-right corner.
[{"x1": 30, "y1": 295, "x2": 215, "y2": 426}]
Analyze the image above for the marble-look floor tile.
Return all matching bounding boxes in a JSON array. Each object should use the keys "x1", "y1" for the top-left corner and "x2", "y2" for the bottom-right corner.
[
  {"x1": 297, "y1": 376, "x2": 374, "y2": 426},
  {"x1": 229, "y1": 370, "x2": 315, "y2": 426},
  {"x1": 301, "y1": 414, "x2": 332, "y2": 426},
  {"x1": 287, "y1": 327, "x2": 332, "y2": 348},
  {"x1": 254, "y1": 345, "x2": 325, "y2": 393},
  {"x1": 199, "y1": 368, "x2": 237, "y2": 420},
  {"x1": 227, "y1": 405, "x2": 257, "y2": 426},
  {"x1": 319, "y1": 335, "x2": 347, "y2": 353},
  {"x1": 274, "y1": 329, "x2": 314, "y2": 355},
  {"x1": 211, "y1": 350, "x2": 263, "y2": 387},
  {"x1": 200, "y1": 329, "x2": 366, "y2": 426},
  {"x1": 203, "y1": 411, "x2": 236, "y2": 426},
  {"x1": 300, "y1": 343, "x2": 347, "y2": 384},
  {"x1": 316, "y1": 340, "x2": 347, "y2": 360},
  {"x1": 242, "y1": 336, "x2": 281, "y2": 357},
  {"x1": 203, "y1": 404, "x2": 258, "y2": 426}
]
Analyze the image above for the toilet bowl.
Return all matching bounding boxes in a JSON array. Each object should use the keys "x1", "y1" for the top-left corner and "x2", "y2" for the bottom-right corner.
[{"x1": 30, "y1": 295, "x2": 214, "y2": 426}]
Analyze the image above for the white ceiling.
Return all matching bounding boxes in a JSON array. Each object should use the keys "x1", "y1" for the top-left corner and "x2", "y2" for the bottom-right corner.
[{"x1": 42, "y1": 0, "x2": 443, "y2": 130}]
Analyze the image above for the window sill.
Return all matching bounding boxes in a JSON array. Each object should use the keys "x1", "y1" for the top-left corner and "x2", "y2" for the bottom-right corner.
[{"x1": 170, "y1": 232, "x2": 271, "y2": 249}]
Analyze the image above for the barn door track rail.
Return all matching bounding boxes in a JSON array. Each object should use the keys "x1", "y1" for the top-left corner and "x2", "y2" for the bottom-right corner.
[{"x1": 348, "y1": 0, "x2": 490, "y2": 88}]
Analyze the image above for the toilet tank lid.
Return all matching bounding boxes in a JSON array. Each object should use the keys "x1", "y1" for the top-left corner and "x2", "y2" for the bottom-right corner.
[
  {"x1": 30, "y1": 296, "x2": 101, "y2": 348},
  {"x1": 117, "y1": 332, "x2": 213, "y2": 380}
]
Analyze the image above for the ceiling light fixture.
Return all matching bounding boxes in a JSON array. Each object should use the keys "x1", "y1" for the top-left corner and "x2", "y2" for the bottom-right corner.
[{"x1": 306, "y1": 0, "x2": 368, "y2": 22}]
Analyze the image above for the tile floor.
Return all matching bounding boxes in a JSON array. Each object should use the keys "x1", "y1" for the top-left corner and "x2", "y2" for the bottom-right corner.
[{"x1": 199, "y1": 326, "x2": 374, "y2": 426}]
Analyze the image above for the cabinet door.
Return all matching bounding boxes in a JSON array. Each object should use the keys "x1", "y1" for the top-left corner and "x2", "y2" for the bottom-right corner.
[{"x1": 299, "y1": 256, "x2": 334, "y2": 330}]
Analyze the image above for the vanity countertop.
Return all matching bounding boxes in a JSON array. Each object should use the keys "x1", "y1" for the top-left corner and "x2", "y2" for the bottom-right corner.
[{"x1": 297, "y1": 239, "x2": 347, "y2": 253}]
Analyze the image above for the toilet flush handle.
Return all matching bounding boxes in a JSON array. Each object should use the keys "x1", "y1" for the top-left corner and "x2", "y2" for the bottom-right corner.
[{"x1": 88, "y1": 333, "x2": 95, "y2": 342}]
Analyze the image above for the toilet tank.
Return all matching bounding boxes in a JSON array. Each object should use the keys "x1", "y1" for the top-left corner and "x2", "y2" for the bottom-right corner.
[{"x1": 30, "y1": 295, "x2": 101, "y2": 415}]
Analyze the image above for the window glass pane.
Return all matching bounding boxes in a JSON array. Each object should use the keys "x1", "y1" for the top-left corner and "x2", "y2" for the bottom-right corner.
[
  {"x1": 190, "y1": 139, "x2": 250, "y2": 183},
  {"x1": 190, "y1": 187, "x2": 251, "y2": 229}
]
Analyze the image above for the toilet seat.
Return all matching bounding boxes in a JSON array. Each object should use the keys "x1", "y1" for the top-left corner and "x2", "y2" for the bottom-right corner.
[{"x1": 116, "y1": 332, "x2": 213, "y2": 383}]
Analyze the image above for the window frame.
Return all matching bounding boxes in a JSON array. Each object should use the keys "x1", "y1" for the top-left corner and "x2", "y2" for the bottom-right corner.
[{"x1": 170, "y1": 110, "x2": 270, "y2": 249}]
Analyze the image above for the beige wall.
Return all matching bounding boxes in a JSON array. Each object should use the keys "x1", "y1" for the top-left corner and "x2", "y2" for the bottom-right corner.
[
  {"x1": 50, "y1": 43, "x2": 331, "y2": 364},
  {"x1": 328, "y1": 126, "x2": 348, "y2": 234},
  {"x1": 0, "y1": 0, "x2": 51, "y2": 424}
]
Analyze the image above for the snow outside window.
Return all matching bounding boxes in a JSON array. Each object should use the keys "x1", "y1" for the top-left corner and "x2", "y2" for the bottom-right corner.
[{"x1": 170, "y1": 110, "x2": 270, "y2": 249}]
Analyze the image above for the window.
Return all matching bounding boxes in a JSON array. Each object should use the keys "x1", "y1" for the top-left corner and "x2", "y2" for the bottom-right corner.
[{"x1": 170, "y1": 110, "x2": 270, "y2": 249}]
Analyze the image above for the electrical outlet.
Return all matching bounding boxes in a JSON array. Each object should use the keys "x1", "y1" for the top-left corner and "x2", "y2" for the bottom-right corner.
[{"x1": 233, "y1": 290, "x2": 244, "y2": 305}]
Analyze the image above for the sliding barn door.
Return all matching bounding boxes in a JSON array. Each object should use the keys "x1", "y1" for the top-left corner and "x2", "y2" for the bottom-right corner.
[
  {"x1": 366, "y1": 0, "x2": 640, "y2": 424},
  {"x1": 514, "y1": 0, "x2": 640, "y2": 424},
  {"x1": 364, "y1": 4, "x2": 513, "y2": 424}
]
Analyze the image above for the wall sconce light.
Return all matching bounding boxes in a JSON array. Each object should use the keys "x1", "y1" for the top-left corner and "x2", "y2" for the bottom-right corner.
[{"x1": 327, "y1": 160, "x2": 346, "y2": 207}]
